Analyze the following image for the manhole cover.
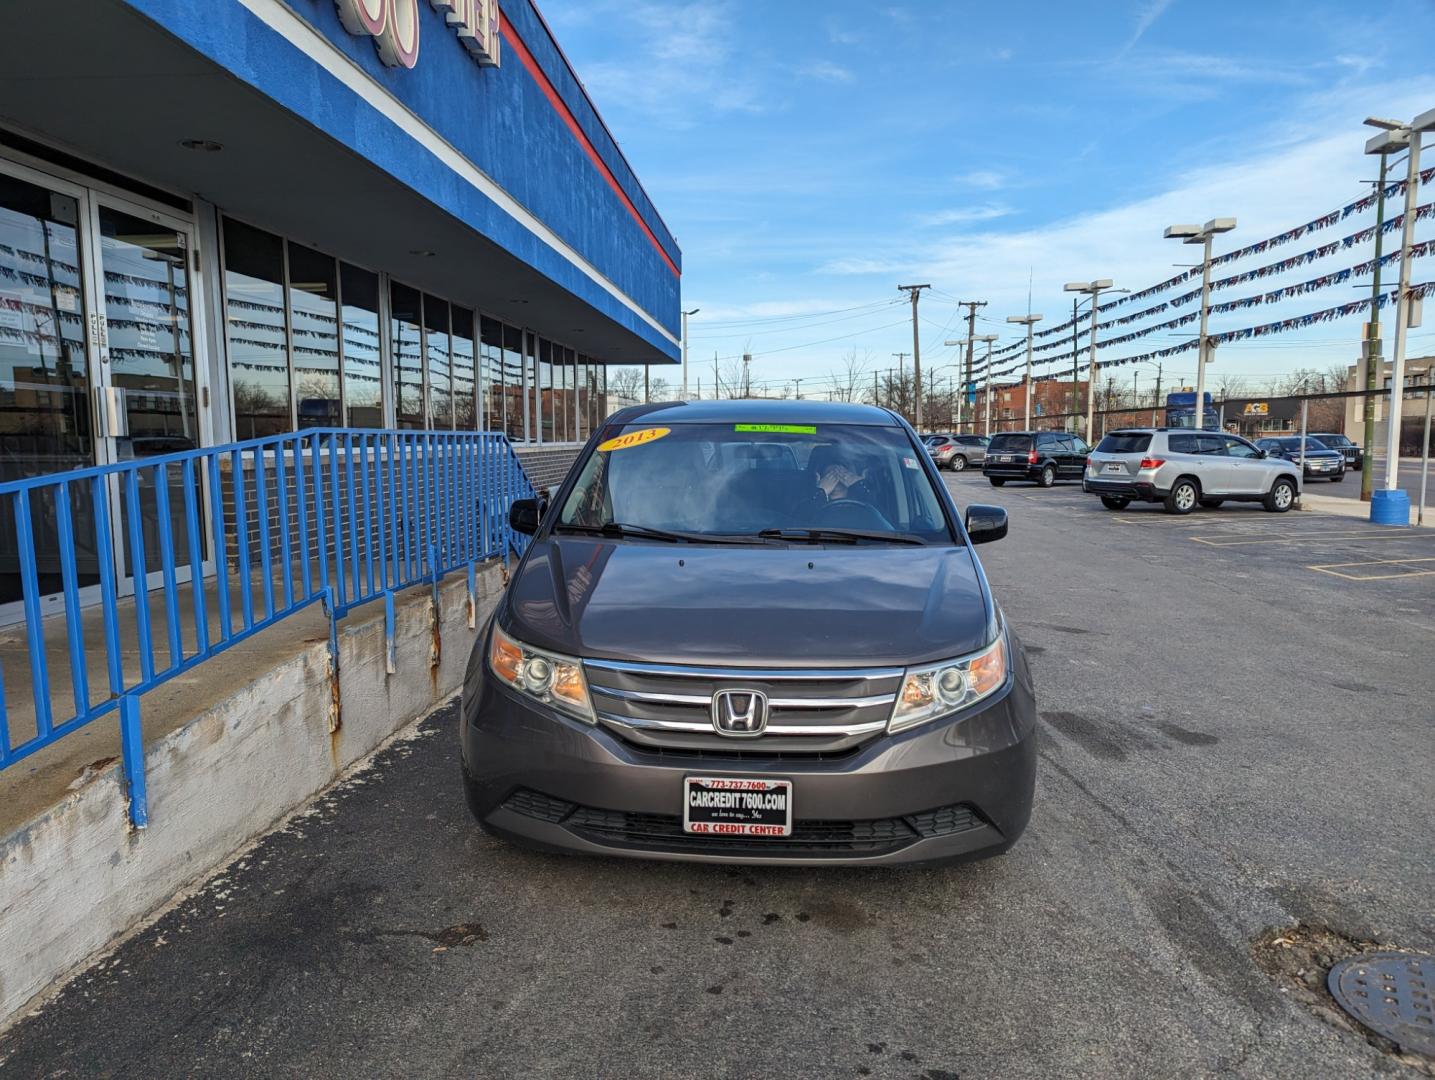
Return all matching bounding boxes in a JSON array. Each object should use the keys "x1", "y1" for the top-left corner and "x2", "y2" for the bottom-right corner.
[{"x1": 1328, "y1": 951, "x2": 1435, "y2": 1057}]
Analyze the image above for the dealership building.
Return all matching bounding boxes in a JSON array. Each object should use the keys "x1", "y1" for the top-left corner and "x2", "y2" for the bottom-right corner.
[{"x1": 0, "y1": 0, "x2": 680, "y2": 610}]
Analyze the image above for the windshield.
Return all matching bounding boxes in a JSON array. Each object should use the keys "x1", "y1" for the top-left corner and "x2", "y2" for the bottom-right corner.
[
  {"x1": 558, "y1": 422, "x2": 953, "y2": 544},
  {"x1": 1315, "y1": 434, "x2": 1351, "y2": 447}
]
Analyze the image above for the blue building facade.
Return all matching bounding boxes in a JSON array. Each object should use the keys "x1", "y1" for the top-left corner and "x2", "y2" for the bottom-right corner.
[{"x1": 0, "y1": 0, "x2": 679, "y2": 614}]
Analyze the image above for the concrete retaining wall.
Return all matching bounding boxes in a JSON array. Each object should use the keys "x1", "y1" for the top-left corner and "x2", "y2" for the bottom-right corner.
[{"x1": 0, "y1": 562, "x2": 504, "y2": 1030}]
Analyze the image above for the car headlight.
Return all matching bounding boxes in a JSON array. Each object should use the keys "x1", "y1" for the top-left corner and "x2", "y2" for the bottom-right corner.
[
  {"x1": 889, "y1": 634, "x2": 1008, "y2": 733},
  {"x1": 488, "y1": 623, "x2": 594, "y2": 724}
]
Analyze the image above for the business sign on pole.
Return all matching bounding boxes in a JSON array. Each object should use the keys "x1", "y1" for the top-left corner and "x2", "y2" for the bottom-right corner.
[{"x1": 330, "y1": 0, "x2": 501, "y2": 69}]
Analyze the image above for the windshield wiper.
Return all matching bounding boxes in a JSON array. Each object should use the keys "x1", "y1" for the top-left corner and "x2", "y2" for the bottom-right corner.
[
  {"x1": 555, "y1": 522, "x2": 753, "y2": 544},
  {"x1": 753, "y1": 528, "x2": 926, "y2": 546}
]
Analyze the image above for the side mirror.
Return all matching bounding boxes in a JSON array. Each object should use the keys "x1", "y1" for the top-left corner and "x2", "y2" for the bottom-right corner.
[
  {"x1": 509, "y1": 497, "x2": 542, "y2": 536},
  {"x1": 965, "y1": 504, "x2": 1008, "y2": 545}
]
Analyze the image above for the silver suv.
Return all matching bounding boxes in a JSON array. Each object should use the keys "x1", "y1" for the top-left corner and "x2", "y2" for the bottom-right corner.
[{"x1": 1084, "y1": 429, "x2": 1301, "y2": 515}]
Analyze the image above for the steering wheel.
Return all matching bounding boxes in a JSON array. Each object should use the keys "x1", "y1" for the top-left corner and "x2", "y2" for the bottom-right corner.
[{"x1": 818, "y1": 498, "x2": 894, "y2": 531}]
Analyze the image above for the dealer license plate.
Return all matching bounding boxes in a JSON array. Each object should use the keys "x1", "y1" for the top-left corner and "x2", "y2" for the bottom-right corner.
[{"x1": 683, "y1": 777, "x2": 793, "y2": 837}]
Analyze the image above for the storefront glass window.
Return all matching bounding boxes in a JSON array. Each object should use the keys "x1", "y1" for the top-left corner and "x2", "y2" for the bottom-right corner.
[
  {"x1": 525, "y1": 331, "x2": 539, "y2": 443},
  {"x1": 502, "y1": 323, "x2": 524, "y2": 441},
  {"x1": 223, "y1": 218, "x2": 289, "y2": 438},
  {"x1": 286, "y1": 242, "x2": 339, "y2": 428},
  {"x1": 424, "y1": 294, "x2": 451, "y2": 430},
  {"x1": 538, "y1": 339, "x2": 555, "y2": 443},
  {"x1": 339, "y1": 263, "x2": 381, "y2": 427},
  {"x1": 452, "y1": 306, "x2": 475, "y2": 430},
  {"x1": 576, "y1": 357, "x2": 590, "y2": 442},
  {"x1": 480, "y1": 316, "x2": 502, "y2": 433},
  {"x1": 390, "y1": 281, "x2": 424, "y2": 429}
]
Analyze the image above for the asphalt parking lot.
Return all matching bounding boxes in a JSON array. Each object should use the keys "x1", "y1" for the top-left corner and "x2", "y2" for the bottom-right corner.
[{"x1": 3, "y1": 474, "x2": 1433, "y2": 1079}]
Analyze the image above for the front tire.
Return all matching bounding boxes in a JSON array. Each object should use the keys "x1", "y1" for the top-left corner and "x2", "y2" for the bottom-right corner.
[
  {"x1": 1038, "y1": 463, "x2": 1057, "y2": 488},
  {"x1": 1330, "y1": 472, "x2": 1344, "y2": 482},
  {"x1": 1163, "y1": 478, "x2": 1199, "y2": 515},
  {"x1": 1100, "y1": 495, "x2": 1130, "y2": 510},
  {"x1": 989, "y1": 477, "x2": 1006, "y2": 487},
  {"x1": 1264, "y1": 477, "x2": 1296, "y2": 513}
]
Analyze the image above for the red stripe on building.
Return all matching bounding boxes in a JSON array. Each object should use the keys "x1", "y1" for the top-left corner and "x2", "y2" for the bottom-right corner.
[{"x1": 500, "y1": 15, "x2": 681, "y2": 279}]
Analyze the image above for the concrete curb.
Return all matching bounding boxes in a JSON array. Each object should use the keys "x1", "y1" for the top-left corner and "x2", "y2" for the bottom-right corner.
[
  {"x1": 1300, "y1": 491, "x2": 1431, "y2": 528},
  {"x1": 0, "y1": 565, "x2": 504, "y2": 1031}
]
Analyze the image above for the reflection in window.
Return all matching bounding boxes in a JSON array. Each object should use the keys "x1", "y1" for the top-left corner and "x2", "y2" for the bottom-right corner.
[
  {"x1": 502, "y1": 323, "x2": 525, "y2": 441},
  {"x1": 287, "y1": 242, "x2": 339, "y2": 428},
  {"x1": 576, "y1": 357, "x2": 591, "y2": 442},
  {"x1": 0, "y1": 174, "x2": 95, "y2": 603},
  {"x1": 391, "y1": 282, "x2": 424, "y2": 429},
  {"x1": 452, "y1": 307, "x2": 476, "y2": 430},
  {"x1": 424, "y1": 295, "x2": 451, "y2": 430},
  {"x1": 340, "y1": 263, "x2": 382, "y2": 427},
  {"x1": 480, "y1": 316, "x2": 503, "y2": 432},
  {"x1": 224, "y1": 218, "x2": 290, "y2": 438}
]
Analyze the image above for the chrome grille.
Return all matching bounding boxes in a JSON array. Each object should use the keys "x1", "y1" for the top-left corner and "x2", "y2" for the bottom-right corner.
[{"x1": 583, "y1": 658, "x2": 902, "y2": 754}]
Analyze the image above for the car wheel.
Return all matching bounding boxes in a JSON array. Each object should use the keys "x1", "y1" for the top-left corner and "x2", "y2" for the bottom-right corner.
[
  {"x1": 1039, "y1": 463, "x2": 1057, "y2": 488},
  {"x1": 1163, "y1": 478, "x2": 1199, "y2": 515},
  {"x1": 1264, "y1": 477, "x2": 1296, "y2": 513},
  {"x1": 952, "y1": 455, "x2": 968, "y2": 472},
  {"x1": 1099, "y1": 495, "x2": 1130, "y2": 510},
  {"x1": 989, "y1": 477, "x2": 1006, "y2": 487},
  {"x1": 1199, "y1": 498, "x2": 1224, "y2": 508}
]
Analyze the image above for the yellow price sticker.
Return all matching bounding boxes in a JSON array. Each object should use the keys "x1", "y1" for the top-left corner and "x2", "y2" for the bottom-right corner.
[{"x1": 597, "y1": 427, "x2": 671, "y2": 453}]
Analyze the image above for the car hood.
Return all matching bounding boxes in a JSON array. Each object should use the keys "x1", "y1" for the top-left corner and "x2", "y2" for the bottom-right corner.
[{"x1": 503, "y1": 537, "x2": 994, "y2": 667}]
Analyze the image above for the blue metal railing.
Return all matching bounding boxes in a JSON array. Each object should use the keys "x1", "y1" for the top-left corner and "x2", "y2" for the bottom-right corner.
[{"x1": 0, "y1": 428, "x2": 537, "y2": 826}]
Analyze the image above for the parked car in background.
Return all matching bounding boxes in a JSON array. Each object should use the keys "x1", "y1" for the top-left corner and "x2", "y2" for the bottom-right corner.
[
  {"x1": 1309, "y1": 432, "x2": 1363, "y2": 472},
  {"x1": 1254, "y1": 436, "x2": 1346, "y2": 481},
  {"x1": 461, "y1": 399, "x2": 1037, "y2": 866},
  {"x1": 983, "y1": 431, "x2": 1089, "y2": 487},
  {"x1": 929, "y1": 434, "x2": 989, "y2": 471},
  {"x1": 1085, "y1": 429, "x2": 1301, "y2": 514}
]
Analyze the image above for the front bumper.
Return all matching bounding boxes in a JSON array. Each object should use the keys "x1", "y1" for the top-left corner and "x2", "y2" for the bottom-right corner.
[{"x1": 460, "y1": 644, "x2": 1039, "y2": 867}]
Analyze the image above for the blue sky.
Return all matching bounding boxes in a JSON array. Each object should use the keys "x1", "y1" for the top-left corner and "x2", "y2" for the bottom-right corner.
[{"x1": 542, "y1": 0, "x2": 1435, "y2": 399}]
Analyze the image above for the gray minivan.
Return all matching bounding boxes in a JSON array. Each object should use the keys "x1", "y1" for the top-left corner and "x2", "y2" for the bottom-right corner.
[{"x1": 460, "y1": 400, "x2": 1038, "y2": 865}]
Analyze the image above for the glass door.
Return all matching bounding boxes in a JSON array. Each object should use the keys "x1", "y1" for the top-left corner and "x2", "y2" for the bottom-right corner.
[
  {"x1": 87, "y1": 197, "x2": 208, "y2": 590},
  {"x1": 0, "y1": 161, "x2": 101, "y2": 622}
]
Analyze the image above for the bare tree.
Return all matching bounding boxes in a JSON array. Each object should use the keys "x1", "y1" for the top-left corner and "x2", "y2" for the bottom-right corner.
[
  {"x1": 607, "y1": 367, "x2": 644, "y2": 404},
  {"x1": 829, "y1": 348, "x2": 872, "y2": 403},
  {"x1": 1213, "y1": 373, "x2": 1248, "y2": 402}
]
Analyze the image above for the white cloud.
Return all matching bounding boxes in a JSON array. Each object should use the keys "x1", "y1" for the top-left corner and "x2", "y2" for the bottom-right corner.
[
  {"x1": 916, "y1": 205, "x2": 1013, "y2": 227},
  {"x1": 1123, "y1": 0, "x2": 1175, "y2": 53},
  {"x1": 952, "y1": 170, "x2": 1005, "y2": 191},
  {"x1": 796, "y1": 60, "x2": 855, "y2": 84}
]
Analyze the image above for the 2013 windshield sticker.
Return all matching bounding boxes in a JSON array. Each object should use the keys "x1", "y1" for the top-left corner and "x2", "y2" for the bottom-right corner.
[
  {"x1": 733, "y1": 424, "x2": 817, "y2": 434},
  {"x1": 597, "y1": 427, "x2": 671, "y2": 452}
]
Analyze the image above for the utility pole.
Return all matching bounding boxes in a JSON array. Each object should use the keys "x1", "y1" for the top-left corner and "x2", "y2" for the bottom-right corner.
[
  {"x1": 742, "y1": 352, "x2": 752, "y2": 398},
  {"x1": 957, "y1": 301, "x2": 986, "y2": 433},
  {"x1": 1151, "y1": 362, "x2": 1163, "y2": 426},
  {"x1": 891, "y1": 353, "x2": 909, "y2": 419},
  {"x1": 713, "y1": 350, "x2": 719, "y2": 399},
  {"x1": 975, "y1": 334, "x2": 998, "y2": 436},
  {"x1": 873, "y1": 370, "x2": 880, "y2": 408},
  {"x1": 681, "y1": 307, "x2": 699, "y2": 400},
  {"x1": 793, "y1": 377, "x2": 802, "y2": 400},
  {"x1": 898, "y1": 285, "x2": 931, "y2": 431},
  {"x1": 1070, "y1": 297, "x2": 1080, "y2": 434},
  {"x1": 1006, "y1": 313, "x2": 1042, "y2": 430}
]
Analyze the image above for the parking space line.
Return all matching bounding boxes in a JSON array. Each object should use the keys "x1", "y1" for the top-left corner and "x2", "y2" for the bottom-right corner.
[
  {"x1": 1190, "y1": 531, "x2": 1435, "y2": 547},
  {"x1": 1307, "y1": 557, "x2": 1435, "y2": 581}
]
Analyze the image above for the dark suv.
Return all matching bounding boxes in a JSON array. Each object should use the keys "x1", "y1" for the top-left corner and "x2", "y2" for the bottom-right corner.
[
  {"x1": 460, "y1": 400, "x2": 1037, "y2": 866},
  {"x1": 983, "y1": 430, "x2": 1090, "y2": 487}
]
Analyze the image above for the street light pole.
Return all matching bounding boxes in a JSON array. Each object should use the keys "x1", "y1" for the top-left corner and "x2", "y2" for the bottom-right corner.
[
  {"x1": 1365, "y1": 110, "x2": 1435, "y2": 508},
  {"x1": 1360, "y1": 152, "x2": 1390, "y2": 503},
  {"x1": 1164, "y1": 218, "x2": 1237, "y2": 432},
  {"x1": 1006, "y1": 314, "x2": 1042, "y2": 431},
  {"x1": 681, "y1": 307, "x2": 699, "y2": 400}
]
